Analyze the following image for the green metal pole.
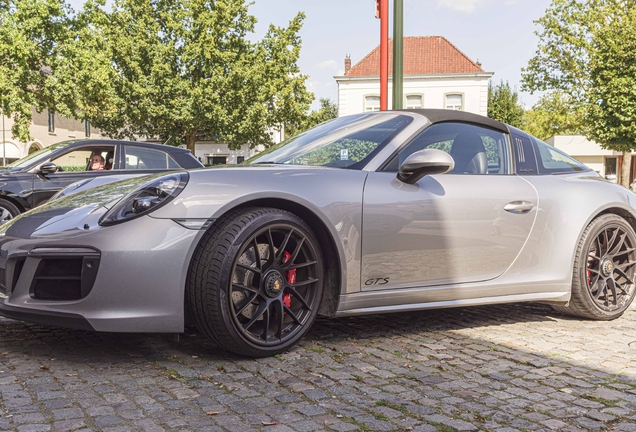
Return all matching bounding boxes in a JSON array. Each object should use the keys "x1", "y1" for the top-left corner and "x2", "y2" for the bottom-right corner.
[
  {"x1": 2, "y1": 113, "x2": 5, "y2": 167},
  {"x1": 392, "y1": 0, "x2": 404, "y2": 110}
]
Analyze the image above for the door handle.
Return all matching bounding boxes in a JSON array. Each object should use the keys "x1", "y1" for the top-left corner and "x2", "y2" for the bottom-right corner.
[{"x1": 504, "y1": 201, "x2": 533, "y2": 214}]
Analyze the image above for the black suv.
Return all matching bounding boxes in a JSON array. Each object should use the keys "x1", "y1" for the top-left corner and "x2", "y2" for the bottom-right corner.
[{"x1": 0, "y1": 139, "x2": 203, "y2": 222}]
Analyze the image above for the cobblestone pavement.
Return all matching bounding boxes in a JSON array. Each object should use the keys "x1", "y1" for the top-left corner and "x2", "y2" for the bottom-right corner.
[{"x1": 1, "y1": 303, "x2": 636, "y2": 432}]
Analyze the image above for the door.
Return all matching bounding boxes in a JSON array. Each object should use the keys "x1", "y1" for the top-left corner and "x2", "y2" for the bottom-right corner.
[
  {"x1": 31, "y1": 144, "x2": 118, "y2": 207},
  {"x1": 361, "y1": 122, "x2": 538, "y2": 290}
]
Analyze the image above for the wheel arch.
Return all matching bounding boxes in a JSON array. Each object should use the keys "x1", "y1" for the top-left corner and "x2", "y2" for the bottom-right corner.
[
  {"x1": 187, "y1": 196, "x2": 345, "y2": 318},
  {"x1": 0, "y1": 193, "x2": 27, "y2": 213},
  {"x1": 571, "y1": 205, "x2": 636, "y2": 272}
]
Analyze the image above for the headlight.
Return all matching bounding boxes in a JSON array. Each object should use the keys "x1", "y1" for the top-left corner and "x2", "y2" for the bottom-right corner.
[{"x1": 99, "y1": 173, "x2": 188, "y2": 226}]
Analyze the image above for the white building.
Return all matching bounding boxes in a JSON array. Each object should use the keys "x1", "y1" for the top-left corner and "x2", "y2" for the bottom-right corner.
[
  {"x1": 335, "y1": 36, "x2": 493, "y2": 117},
  {"x1": 546, "y1": 135, "x2": 622, "y2": 183},
  {"x1": 1, "y1": 109, "x2": 103, "y2": 164},
  {"x1": 1, "y1": 109, "x2": 281, "y2": 165}
]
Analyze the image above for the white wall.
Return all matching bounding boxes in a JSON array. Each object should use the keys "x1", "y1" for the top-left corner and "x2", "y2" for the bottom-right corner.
[
  {"x1": 194, "y1": 143, "x2": 265, "y2": 165},
  {"x1": 546, "y1": 135, "x2": 621, "y2": 157},
  {"x1": 1, "y1": 109, "x2": 108, "y2": 161},
  {"x1": 336, "y1": 73, "x2": 492, "y2": 117}
]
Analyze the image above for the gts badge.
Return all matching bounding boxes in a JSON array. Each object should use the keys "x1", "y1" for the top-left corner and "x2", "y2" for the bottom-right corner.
[{"x1": 365, "y1": 277, "x2": 390, "y2": 286}]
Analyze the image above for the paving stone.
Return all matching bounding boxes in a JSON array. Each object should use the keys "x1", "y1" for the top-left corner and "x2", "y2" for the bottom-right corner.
[{"x1": 0, "y1": 304, "x2": 635, "y2": 432}]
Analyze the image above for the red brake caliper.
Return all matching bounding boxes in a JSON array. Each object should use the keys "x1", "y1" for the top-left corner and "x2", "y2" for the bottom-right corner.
[{"x1": 283, "y1": 251, "x2": 295, "y2": 308}]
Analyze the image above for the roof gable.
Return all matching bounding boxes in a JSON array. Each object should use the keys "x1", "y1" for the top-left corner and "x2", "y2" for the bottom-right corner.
[{"x1": 346, "y1": 36, "x2": 484, "y2": 77}]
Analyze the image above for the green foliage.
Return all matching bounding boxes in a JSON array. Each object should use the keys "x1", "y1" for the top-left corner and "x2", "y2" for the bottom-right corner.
[
  {"x1": 0, "y1": 0, "x2": 74, "y2": 141},
  {"x1": 88, "y1": 0, "x2": 313, "y2": 151},
  {"x1": 521, "y1": 0, "x2": 633, "y2": 103},
  {"x1": 586, "y1": 8, "x2": 636, "y2": 152},
  {"x1": 286, "y1": 98, "x2": 338, "y2": 139},
  {"x1": 487, "y1": 80, "x2": 525, "y2": 128},
  {"x1": 522, "y1": 0, "x2": 636, "y2": 158},
  {"x1": 58, "y1": 165, "x2": 87, "y2": 172},
  {"x1": 0, "y1": 0, "x2": 313, "y2": 151},
  {"x1": 523, "y1": 92, "x2": 584, "y2": 140}
]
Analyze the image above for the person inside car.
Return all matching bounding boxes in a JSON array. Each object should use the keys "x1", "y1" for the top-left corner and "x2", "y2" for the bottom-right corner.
[{"x1": 90, "y1": 154, "x2": 105, "y2": 171}]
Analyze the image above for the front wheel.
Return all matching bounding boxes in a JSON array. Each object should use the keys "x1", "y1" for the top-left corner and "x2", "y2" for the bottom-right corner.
[
  {"x1": 553, "y1": 214, "x2": 636, "y2": 320},
  {"x1": 187, "y1": 207, "x2": 324, "y2": 357},
  {"x1": 0, "y1": 199, "x2": 20, "y2": 224}
]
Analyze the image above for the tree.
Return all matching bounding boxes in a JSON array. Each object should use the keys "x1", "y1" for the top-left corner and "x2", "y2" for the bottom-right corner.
[
  {"x1": 586, "y1": 8, "x2": 636, "y2": 151},
  {"x1": 487, "y1": 80, "x2": 524, "y2": 128},
  {"x1": 0, "y1": 0, "x2": 72, "y2": 141},
  {"x1": 522, "y1": 0, "x2": 636, "y2": 187},
  {"x1": 523, "y1": 91, "x2": 584, "y2": 140},
  {"x1": 285, "y1": 98, "x2": 338, "y2": 139},
  {"x1": 0, "y1": 0, "x2": 117, "y2": 142},
  {"x1": 88, "y1": 0, "x2": 313, "y2": 152}
]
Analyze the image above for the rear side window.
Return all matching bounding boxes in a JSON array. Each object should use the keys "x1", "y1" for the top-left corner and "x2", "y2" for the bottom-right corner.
[
  {"x1": 531, "y1": 137, "x2": 589, "y2": 174},
  {"x1": 124, "y1": 146, "x2": 178, "y2": 170}
]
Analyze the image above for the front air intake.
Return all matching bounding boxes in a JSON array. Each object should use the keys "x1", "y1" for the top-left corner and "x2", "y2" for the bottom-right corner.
[{"x1": 29, "y1": 253, "x2": 100, "y2": 301}]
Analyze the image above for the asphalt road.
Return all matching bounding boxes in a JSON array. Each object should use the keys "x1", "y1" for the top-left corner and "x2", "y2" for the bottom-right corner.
[{"x1": 1, "y1": 302, "x2": 635, "y2": 431}]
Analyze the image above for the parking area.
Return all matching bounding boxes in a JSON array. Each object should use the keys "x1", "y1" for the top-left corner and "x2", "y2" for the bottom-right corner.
[{"x1": 1, "y1": 302, "x2": 635, "y2": 432}]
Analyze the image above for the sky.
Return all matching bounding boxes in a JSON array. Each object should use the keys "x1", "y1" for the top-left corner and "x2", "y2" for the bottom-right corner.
[{"x1": 66, "y1": 0, "x2": 553, "y2": 110}]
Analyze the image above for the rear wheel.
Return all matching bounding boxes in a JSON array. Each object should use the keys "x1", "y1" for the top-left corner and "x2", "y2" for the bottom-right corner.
[
  {"x1": 187, "y1": 207, "x2": 324, "y2": 357},
  {"x1": 554, "y1": 214, "x2": 636, "y2": 320},
  {"x1": 0, "y1": 199, "x2": 20, "y2": 224}
]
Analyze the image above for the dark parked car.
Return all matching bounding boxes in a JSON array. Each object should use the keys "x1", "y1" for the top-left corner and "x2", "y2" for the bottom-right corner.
[{"x1": 0, "y1": 139, "x2": 203, "y2": 222}]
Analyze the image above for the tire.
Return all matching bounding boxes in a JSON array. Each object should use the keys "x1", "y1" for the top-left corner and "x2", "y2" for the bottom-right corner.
[
  {"x1": 0, "y1": 199, "x2": 20, "y2": 224},
  {"x1": 187, "y1": 207, "x2": 324, "y2": 357},
  {"x1": 553, "y1": 214, "x2": 636, "y2": 320}
]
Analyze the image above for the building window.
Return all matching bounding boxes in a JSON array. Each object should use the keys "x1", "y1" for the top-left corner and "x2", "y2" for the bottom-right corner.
[
  {"x1": 84, "y1": 119, "x2": 91, "y2": 137},
  {"x1": 47, "y1": 110, "x2": 55, "y2": 133},
  {"x1": 405, "y1": 95, "x2": 423, "y2": 109},
  {"x1": 364, "y1": 96, "x2": 380, "y2": 112},
  {"x1": 445, "y1": 94, "x2": 463, "y2": 111},
  {"x1": 207, "y1": 156, "x2": 227, "y2": 165},
  {"x1": 237, "y1": 156, "x2": 245, "y2": 164}
]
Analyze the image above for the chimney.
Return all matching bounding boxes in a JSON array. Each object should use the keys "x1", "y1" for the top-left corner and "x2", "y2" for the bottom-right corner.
[
  {"x1": 476, "y1": 58, "x2": 482, "y2": 68},
  {"x1": 344, "y1": 54, "x2": 351, "y2": 75}
]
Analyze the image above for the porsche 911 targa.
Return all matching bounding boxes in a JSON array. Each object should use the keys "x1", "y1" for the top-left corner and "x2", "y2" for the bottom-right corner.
[{"x1": 0, "y1": 109, "x2": 634, "y2": 357}]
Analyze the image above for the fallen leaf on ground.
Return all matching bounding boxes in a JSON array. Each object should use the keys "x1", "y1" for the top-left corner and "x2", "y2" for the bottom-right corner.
[
  {"x1": 206, "y1": 411, "x2": 219, "y2": 415},
  {"x1": 262, "y1": 421, "x2": 280, "y2": 426}
]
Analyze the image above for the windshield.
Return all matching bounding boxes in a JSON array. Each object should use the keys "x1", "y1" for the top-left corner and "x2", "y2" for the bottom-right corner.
[
  {"x1": 248, "y1": 113, "x2": 413, "y2": 169},
  {"x1": 6, "y1": 141, "x2": 75, "y2": 170}
]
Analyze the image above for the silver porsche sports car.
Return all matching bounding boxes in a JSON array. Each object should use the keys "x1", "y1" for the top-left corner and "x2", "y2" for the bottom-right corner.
[{"x1": 1, "y1": 109, "x2": 634, "y2": 357}]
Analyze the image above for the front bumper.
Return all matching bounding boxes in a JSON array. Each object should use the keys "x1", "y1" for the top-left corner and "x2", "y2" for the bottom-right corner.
[{"x1": 0, "y1": 210, "x2": 204, "y2": 333}]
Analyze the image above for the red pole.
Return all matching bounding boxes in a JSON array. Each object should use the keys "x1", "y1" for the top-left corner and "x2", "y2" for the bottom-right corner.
[{"x1": 380, "y1": 0, "x2": 389, "y2": 110}]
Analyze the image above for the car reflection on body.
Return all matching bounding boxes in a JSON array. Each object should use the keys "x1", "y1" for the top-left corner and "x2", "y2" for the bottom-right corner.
[
  {"x1": 0, "y1": 139, "x2": 203, "y2": 223},
  {"x1": 0, "y1": 109, "x2": 634, "y2": 357}
]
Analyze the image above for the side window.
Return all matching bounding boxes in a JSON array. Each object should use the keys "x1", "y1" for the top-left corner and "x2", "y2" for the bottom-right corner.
[
  {"x1": 51, "y1": 147, "x2": 115, "y2": 171},
  {"x1": 124, "y1": 146, "x2": 178, "y2": 170},
  {"x1": 388, "y1": 122, "x2": 508, "y2": 175},
  {"x1": 511, "y1": 133, "x2": 538, "y2": 175},
  {"x1": 531, "y1": 136, "x2": 589, "y2": 174}
]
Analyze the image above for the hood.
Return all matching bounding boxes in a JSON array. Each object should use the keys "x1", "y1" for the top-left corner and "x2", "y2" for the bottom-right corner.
[{"x1": 0, "y1": 173, "x2": 164, "y2": 238}]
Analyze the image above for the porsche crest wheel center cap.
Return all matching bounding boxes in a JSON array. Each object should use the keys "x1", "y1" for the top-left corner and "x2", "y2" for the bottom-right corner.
[
  {"x1": 601, "y1": 259, "x2": 614, "y2": 277},
  {"x1": 264, "y1": 271, "x2": 285, "y2": 298}
]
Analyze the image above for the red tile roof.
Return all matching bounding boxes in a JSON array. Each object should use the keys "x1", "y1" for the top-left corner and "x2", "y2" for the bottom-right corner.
[{"x1": 345, "y1": 36, "x2": 484, "y2": 76}]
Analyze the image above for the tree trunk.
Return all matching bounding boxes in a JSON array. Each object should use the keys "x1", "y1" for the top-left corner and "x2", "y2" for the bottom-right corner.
[
  {"x1": 621, "y1": 151, "x2": 632, "y2": 189},
  {"x1": 185, "y1": 132, "x2": 196, "y2": 154}
]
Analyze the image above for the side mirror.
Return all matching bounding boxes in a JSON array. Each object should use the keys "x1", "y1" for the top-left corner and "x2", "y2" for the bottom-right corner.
[
  {"x1": 38, "y1": 162, "x2": 59, "y2": 175},
  {"x1": 397, "y1": 149, "x2": 455, "y2": 185}
]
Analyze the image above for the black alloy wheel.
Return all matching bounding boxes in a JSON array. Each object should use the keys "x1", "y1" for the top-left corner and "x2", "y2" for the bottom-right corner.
[
  {"x1": 187, "y1": 207, "x2": 324, "y2": 357},
  {"x1": 229, "y1": 224, "x2": 320, "y2": 346},
  {"x1": 585, "y1": 223, "x2": 636, "y2": 312},
  {"x1": 554, "y1": 214, "x2": 636, "y2": 320}
]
